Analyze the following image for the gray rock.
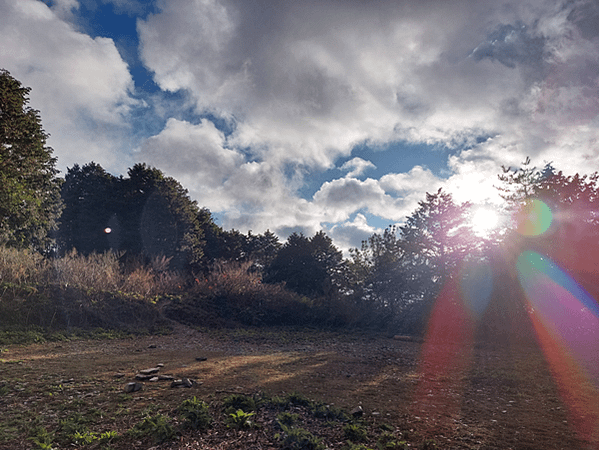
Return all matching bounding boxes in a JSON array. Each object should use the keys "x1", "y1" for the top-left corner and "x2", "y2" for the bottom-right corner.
[
  {"x1": 139, "y1": 367, "x2": 160, "y2": 375},
  {"x1": 351, "y1": 406, "x2": 364, "y2": 418},
  {"x1": 170, "y1": 377, "x2": 195, "y2": 388},
  {"x1": 124, "y1": 382, "x2": 143, "y2": 393}
]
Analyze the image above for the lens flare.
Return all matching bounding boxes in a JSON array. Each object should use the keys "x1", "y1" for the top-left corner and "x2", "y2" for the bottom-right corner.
[
  {"x1": 459, "y1": 259, "x2": 494, "y2": 319},
  {"x1": 517, "y1": 251, "x2": 599, "y2": 444},
  {"x1": 514, "y1": 199, "x2": 552, "y2": 236}
]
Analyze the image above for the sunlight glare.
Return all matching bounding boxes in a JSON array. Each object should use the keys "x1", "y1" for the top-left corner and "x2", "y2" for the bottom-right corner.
[{"x1": 471, "y1": 207, "x2": 500, "y2": 237}]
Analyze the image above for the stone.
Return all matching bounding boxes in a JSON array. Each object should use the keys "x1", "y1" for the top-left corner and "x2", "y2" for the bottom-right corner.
[
  {"x1": 148, "y1": 344, "x2": 157, "y2": 349},
  {"x1": 195, "y1": 357, "x2": 207, "y2": 361},
  {"x1": 114, "y1": 373, "x2": 126, "y2": 379},
  {"x1": 139, "y1": 367, "x2": 160, "y2": 375},
  {"x1": 170, "y1": 377, "x2": 195, "y2": 388},
  {"x1": 124, "y1": 382, "x2": 143, "y2": 393},
  {"x1": 149, "y1": 377, "x2": 159, "y2": 382},
  {"x1": 351, "y1": 406, "x2": 364, "y2": 418},
  {"x1": 135, "y1": 374, "x2": 154, "y2": 381}
]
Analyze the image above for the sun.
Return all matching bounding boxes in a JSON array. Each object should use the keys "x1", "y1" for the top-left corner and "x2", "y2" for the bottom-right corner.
[{"x1": 471, "y1": 207, "x2": 501, "y2": 237}]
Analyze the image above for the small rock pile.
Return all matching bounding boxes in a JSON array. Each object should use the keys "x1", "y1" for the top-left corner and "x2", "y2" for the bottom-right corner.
[{"x1": 123, "y1": 358, "x2": 207, "y2": 393}]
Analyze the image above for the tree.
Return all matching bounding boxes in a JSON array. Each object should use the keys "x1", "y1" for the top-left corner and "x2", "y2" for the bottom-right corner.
[
  {"x1": 399, "y1": 188, "x2": 472, "y2": 298},
  {"x1": 265, "y1": 231, "x2": 344, "y2": 298},
  {"x1": 58, "y1": 162, "x2": 207, "y2": 272},
  {"x1": 0, "y1": 69, "x2": 62, "y2": 252},
  {"x1": 348, "y1": 226, "x2": 407, "y2": 319},
  {"x1": 57, "y1": 162, "x2": 117, "y2": 255},
  {"x1": 121, "y1": 163, "x2": 206, "y2": 271}
]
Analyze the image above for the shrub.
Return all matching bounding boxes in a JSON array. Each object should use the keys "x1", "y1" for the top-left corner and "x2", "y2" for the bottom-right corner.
[
  {"x1": 277, "y1": 425, "x2": 325, "y2": 450},
  {"x1": 343, "y1": 423, "x2": 368, "y2": 443},
  {"x1": 222, "y1": 393, "x2": 257, "y2": 414},
  {"x1": 129, "y1": 413, "x2": 176, "y2": 444},
  {"x1": 178, "y1": 397, "x2": 212, "y2": 430},
  {"x1": 226, "y1": 409, "x2": 256, "y2": 429}
]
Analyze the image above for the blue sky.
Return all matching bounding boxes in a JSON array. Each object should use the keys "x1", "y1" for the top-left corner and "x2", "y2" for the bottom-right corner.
[{"x1": 2, "y1": 0, "x2": 599, "y2": 253}]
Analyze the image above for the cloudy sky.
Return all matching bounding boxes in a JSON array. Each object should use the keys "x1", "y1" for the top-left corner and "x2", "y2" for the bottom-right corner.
[{"x1": 2, "y1": 0, "x2": 599, "y2": 253}]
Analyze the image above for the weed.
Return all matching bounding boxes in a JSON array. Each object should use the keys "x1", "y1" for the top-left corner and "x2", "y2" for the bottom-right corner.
[
  {"x1": 343, "y1": 423, "x2": 368, "y2": 443},
  {"x1": 226, "y1": 409, "x2": 256, "y2": 429},
  {"x1": 376, "y1": 432, "x2": 409, "y2": 449},
  {"x1": 286, "y1": 392, "x2": 314, "y2": 408},
  {"x1": 276, "y1": 411, "x2": 300, "y2": 427},
  {"x1": 28, "y1": 426, "x2": 55, "y2": 450},
  {"x1": 312, "y1": 402, "x2": 349, "y2": 421},
  {"x1": 129, "y1": 413, "x2": 176, "y2": 444},
  {"x1": 222, "y1": 393, "x2": 257, "y2": 413},
  {"x1": 276, "y1": 425, "x2": 325, "y2": 450},
  {"x1": 178, "y1": 396, "x2": 213, "y2": 430}
]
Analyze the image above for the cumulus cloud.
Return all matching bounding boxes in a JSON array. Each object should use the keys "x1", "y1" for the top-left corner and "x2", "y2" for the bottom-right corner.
[
  {"x1": 340, "y1": 157, "x2": 376, "y2": 178},
  {"x1": 0, "y1": 0, "x2": 137, "y2": 172},
  {"x1": 328, "y1": 213, "x2": 382, "y2": 255}
]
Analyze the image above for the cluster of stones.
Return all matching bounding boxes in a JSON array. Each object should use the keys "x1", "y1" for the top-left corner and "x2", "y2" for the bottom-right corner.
[{"x1": 122, "y1": 358, "x2": 205, "y2": 393}]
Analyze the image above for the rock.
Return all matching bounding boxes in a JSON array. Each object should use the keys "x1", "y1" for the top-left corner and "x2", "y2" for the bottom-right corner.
[
  {"x1": 170, "y1": 378, "x2": 195, "y2": 388},
  {"x1": 139, "y1": 367, "x2": 160, "y2": 375},
  {"x1": 149, "y1": 377, "x2": 159, "y2": 382},
  {"x1": 114, "y1": 373, "x2": 126, "y2": 379},
  {"x1": 351, "y1": 406, "x2": 364, "y2": 418},
  {"x1": 195, "y1": 357, "x2": 207, "y2": 361},
  {"x1": 148, "y1": 344, "x2": 157, "y2": 349},
  {"x1": 124, "y1": 382, "x2": 143, "y2": 393},
  {"x1": 135, "y1": 374, "x2": 154, "y2": 381},
  {"x1": 157, "y1": 375, "x2": 175, "y2": 381},
  {"x1": 156, "y1": 363, "x2": 164, "y2": 368}
]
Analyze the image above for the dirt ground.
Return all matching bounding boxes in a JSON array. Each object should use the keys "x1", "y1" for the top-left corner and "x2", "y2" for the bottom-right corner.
[{"x1": 1, "y1": 325, "x2": 598, "y2": 449}]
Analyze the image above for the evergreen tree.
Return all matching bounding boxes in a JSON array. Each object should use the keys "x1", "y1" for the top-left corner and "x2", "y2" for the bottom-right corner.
[
  {"x1": 0, "y1": 69, "x2": 62, "y2": 252},
  {"x1": 58, "y1": 162, "x2": 116, "y2": 255},
  {"x1": 265, "y1": 231, "x2": 343, "y2": 297},
  {"x1": 400, "y1": 188, "x2": 472, "y2": 297}
]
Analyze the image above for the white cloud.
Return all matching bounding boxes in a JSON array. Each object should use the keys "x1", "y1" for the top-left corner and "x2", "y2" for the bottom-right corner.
[
  {"x1": 340, "y1": 157, "x2": 376, "y2": 178},
  {"x1": 328, "y1": 213, "x2": 382, "y2": 255},
  {"x1": 0, "y1": 0, "x2": 137, "y2": 173},
  {"x1": 139, "y1": 118, "x2": 244, "y2": 186}
]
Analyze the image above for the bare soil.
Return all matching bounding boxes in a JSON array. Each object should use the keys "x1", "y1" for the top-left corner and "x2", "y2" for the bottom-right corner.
[{"x1": 1, "y1": 325, "x2": 597, "y2": 449}]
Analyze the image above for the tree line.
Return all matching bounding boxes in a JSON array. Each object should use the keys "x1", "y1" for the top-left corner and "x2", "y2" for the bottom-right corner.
[{"x1": 3, "y1": 68, "x2": 599, "y2": 333}]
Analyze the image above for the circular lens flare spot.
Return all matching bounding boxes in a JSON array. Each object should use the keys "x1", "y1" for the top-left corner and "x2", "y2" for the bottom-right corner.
[
  {"x1": 104, "y1": 227, "x2": 112, "y2": 234},
  {"x1": 515, "y1": 199, "x2": 552, "y2": 236}
]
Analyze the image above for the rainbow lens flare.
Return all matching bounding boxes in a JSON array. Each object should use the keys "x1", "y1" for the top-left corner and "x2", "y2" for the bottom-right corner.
[
  {"x1": 515, "y1": 199, "x2": 553, "y2": 236},
  {"x1": 517, "y1": 250, "x2": 599, "y2": 444}
]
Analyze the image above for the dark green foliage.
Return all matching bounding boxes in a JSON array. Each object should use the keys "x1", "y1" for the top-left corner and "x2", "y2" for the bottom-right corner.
[
  {"x1": 58, "y1": 162, "x2": 208, "y2": 272},
  {"x1": 265, "y1": 231, "x2": 344, "y2": 298},
  {"x1": 277, "y1": 425, "x2": 325, "y2": 450},
  {"x1": 222, "y1": 393, "x2": 257, "y2": 414},
  {"x1": 177, "y1": 397, "x2": 213, "y2": 430},
  {"x1": 343, "y1": 423, "x2": 368, "y2": 442},
  {"x1": 0, "y1": 70, "x2": 62, "y2": 253},
  {"x1": 129, "y1": 413, "x2": 176, "y2": 444},
  {"x1": 58, "y1": 162, "x2": 116, "y2": 255},
  {"x1": 276, "y1": 412, "x2": 300, "y2": 427}
]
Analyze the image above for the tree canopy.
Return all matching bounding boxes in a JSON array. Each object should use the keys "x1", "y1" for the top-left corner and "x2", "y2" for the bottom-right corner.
[{"x1": 0, "y1": 69, "x2": 62, "y2": 252}]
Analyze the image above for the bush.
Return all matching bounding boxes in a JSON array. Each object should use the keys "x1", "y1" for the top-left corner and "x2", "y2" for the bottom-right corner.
[
  {"x1": 129, "y1": 413, "x2": 176, "y2": 444},
  {"x1": 178, "y1": 397, "x2": 212, "y2": 430},
  {"x1": 277, "y1": 425, "x2": 325, "y2": 450},
  {"x1": 222, "y1": 393, "x2": 257, "y2": 414},
  {"x1": 343, "y1": 423, "x2": 368, "y2": 443}
]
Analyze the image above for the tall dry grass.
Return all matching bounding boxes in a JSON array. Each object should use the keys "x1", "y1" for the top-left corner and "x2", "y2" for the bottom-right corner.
[{"x1": 0, "y1": 246, "x2": 184, "y2": 297}]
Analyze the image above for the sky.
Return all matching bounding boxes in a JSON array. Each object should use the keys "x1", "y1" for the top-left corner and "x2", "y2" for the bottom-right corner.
[{"x1": 1, "y1": 0, "x2": 599, "y2": 254}]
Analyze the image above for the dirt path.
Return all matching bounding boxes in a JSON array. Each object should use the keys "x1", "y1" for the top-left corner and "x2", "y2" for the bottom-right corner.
[{"x1": 1, "y1": 326, "x2": 597, "y2": 449}]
